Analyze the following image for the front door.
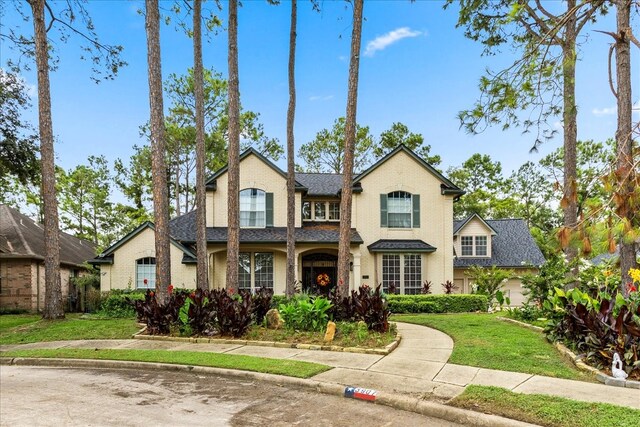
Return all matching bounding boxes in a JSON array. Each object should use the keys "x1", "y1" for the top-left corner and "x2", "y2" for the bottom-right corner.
[{"x1": 301, "y1": 253, "x2": 337, "y2": 295}]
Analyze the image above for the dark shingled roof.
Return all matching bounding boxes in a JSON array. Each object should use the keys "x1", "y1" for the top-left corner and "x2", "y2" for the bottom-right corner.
[
  {"x1": 453, "y1": 218, "x2": 545, "y2": 268},
  {"x1": 169, "y1": 210, "x2": 363, "y2": 244},
  {"x1": 0, "y1": 204, "x2": 96, "y2": 267},
  {"x1": 368, "y1": 239, "x2": 436, "y2": 253},
  {"x1": 295, "y1": 173, "x2": 343, "y2": 196}
]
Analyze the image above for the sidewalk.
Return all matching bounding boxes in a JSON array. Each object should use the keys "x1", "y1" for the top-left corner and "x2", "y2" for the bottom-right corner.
[{"x1": 1, "y1": 322, "x2": 638, "y2": 409}]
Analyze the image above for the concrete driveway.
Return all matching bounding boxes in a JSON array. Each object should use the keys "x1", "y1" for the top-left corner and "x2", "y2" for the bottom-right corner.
[{"x1": 0, "y1": 366, "x2": 462, "y2": 427}]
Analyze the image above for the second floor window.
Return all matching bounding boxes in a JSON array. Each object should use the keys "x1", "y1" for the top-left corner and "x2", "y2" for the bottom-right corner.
[
  {"x1": 387, "y1": 191, "x2": 412, "y2": 228},
  {"x1": 460, "y1": 235, "x2": 489, "y2": 257},
  {"x1": 240, "y1": 188, "x2": 265, "y2": 227},
  {"x1": 302, "y1": 200, "x2": 340, "y2": 222}
]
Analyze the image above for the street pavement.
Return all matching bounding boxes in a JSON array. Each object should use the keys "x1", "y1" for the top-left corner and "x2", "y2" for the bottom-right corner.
[
  {"x1": 2, "y1": 322, "x2": 638, "y2": 409},
  {"x1": 0, "y1": 366, "x2": 462, "y2": 427}
]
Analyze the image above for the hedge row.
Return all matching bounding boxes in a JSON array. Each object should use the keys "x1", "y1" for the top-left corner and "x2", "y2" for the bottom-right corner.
[
  {"x1": 271, "y1": 293, "x2": 487, "y2": 314},
  {"x1": 386, "y1": 294, "x2": 488, "y2": 313}
]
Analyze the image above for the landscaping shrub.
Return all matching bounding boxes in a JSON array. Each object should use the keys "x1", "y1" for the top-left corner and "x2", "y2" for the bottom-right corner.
[
  {"x1": 279, "y1": 295, "x2": 332, "y2": 332},
  {"x1": 441, "y1": 280, "x2": 458, "y2": 294},
  {"x1": 271, "y1": 294, "x2": 288, "y2": 309},
  {"x1": 506, "y1": 304, "x2": 546, "y2": 323},
  {"x1": 129, "y1": 289, "x2": 188, "y2": 335},
  {"x1": 421, "y1": 280, "x2": 433, "y2": 294},
  {"x1": 251, "y1": 287, "x2": 273, "y2": 324},
  {"x1": 178, "y1": 289, "x2": 216, "y2": 336},
  {"x1": 386, "y1": 294, "x2": 488, "y2": 313},
  {"x1": 545, "y1": 282, "x2": 640, "y2": 379},
  {"x1": 327, "y1": 288, "x2": 356, "y2": 322},
  {"x1": 387, "y1": 299, "x2": 436, "y2": 314},
  {"x1": 211, "y1": 289, "x2": 253, "y2": 338},
  {"x1": 99, "y1": 291, "x2": 144, "y2": 317},
  {"x1": 352, "y1": 285, "x2": 390, "y2": 332},
  {"x1": 466, "y1": 265, "x2": 513, "y2": 307}
]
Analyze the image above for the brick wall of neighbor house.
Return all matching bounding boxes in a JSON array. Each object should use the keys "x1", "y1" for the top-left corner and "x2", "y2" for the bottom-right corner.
[
  {"x1": 355, "y1": 150, "x2": 455, "y2": 290},
  {"x1": 100, "y1": 227, "x2": 196, "y2": 291},
  {"x1": 0, "y1": 259, "x2": 33, "y2": 310},
  {"x1": 208, "y1": 154, "x2": 302, "y2": 228}
]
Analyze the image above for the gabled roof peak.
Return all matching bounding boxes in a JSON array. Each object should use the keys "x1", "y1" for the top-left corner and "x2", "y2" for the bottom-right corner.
[
  {"x1": 454, "y1": 213, "x2": 498, "y2": 235},
  {"x1": 353, "y1": 144, "x2": 464, "y2": 197}
]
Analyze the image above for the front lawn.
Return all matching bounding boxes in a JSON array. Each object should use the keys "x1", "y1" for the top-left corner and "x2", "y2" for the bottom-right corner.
[
  {"x1": 1, "y1": 348, "x2": 330, "y2": 378},
  {"x1": 394, "y1": 313, "x2": 592, "y2": 381},
  {"x1": 0, "y1": 314, "x2": 141, "y2": 345},
  {"x1": 450, "y1": 385, "x2": 640, "y2": 427}
]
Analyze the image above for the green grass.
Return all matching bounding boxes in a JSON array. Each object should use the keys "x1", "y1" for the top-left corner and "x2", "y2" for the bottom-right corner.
[
  {"x1": 1, "y1": 348, "x2": 331, "y2": 378},
  {"x1": 450, "y1": 385, "x2": 640, "y2": 427},
  {"x1": 0, "y1": 314, "x2": 41, "y2": 331},
  {"x1": 394, "y1": 313, "x2": 592, "y2": 381},
  {"x1": 0, "y1": 314, "x2": 141, "y2": 345}
]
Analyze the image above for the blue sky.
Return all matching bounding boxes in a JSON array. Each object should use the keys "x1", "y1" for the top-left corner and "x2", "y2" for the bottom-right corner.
[{"x1": 1, "y1": 0, "x2": 637, "y2": 180}]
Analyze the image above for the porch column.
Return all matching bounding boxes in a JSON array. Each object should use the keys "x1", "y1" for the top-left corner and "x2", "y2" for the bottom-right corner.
[{"x1": 352, "y1": 252, "x2": 361, "y2": 292}]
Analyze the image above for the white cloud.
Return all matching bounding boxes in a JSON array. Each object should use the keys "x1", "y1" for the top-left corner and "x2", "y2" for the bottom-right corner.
[
  {"x1": 309, "y1": 95, "x2": 334, "y2": 102},
  {"x1": 363, "y1": 27, "x2": 422, "y2": 57},
  {"x1": 592, "y1": 106, "x2": 616, "y2": 116},
  {"x1": 553, "y1": 121, "x2": 563, "y2": 130}
]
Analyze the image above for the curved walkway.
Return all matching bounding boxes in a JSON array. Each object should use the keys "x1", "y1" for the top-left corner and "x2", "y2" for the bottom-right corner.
[{"x1": 1, "y1": 322, "x2": 638, "y2": 409}]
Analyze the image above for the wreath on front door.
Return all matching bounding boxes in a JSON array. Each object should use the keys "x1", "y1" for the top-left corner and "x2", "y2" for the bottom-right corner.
[{"x1": 316, "y1": 273, "x2": 330, "y2": 287}]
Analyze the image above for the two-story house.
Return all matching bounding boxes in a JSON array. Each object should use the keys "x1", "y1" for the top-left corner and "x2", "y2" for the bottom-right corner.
[{"x1": 92, "y1": 145, "x2": 544, "y2": 302}]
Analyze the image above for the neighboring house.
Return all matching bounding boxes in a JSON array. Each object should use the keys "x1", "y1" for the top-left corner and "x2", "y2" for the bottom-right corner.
[
  {"x1": 92, "y1": 145, "x2": 544, "y2": 303},
  {"x1": 452, "y1": 214, "x2": 545, "y2": 306},
  {"x1": 592, "y1": 242, "x2": 640, "y2": 267},
  {"x1": 0, "y1": 204, "x2": 97, "y2": 312}
]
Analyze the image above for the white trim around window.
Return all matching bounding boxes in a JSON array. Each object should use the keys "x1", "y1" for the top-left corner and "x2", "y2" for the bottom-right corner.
[
  {"x1": 302, "y1": 200, "x2": 340, "y2": 222},
  {"x1": 381, "y1": 253, "x2": 422, "y2": 295},
  {"x1": 238, "y1": 252, "x2": 274, "y2": 291},
  {"x1": 459, "y1": 235, "x2": 489, "y2": 257}
]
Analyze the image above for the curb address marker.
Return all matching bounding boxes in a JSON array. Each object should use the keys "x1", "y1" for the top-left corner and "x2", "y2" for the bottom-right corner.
[{"x1": 344, "y1": 386, "x2": 377, "y2": 402}]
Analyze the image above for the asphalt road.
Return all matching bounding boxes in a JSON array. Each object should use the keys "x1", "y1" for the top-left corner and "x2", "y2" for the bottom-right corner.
[{"x1": 0, "y1": 366, "x2": 462, "y2": 426}]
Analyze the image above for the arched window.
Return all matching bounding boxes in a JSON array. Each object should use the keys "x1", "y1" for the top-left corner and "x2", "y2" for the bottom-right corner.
[
  {"x1": 136, "y1": 257, "x2": 156, "y2": 289},
  {"x1": 240, "y1": 188, "x2": 266, "y2": 227},
  {"x1": 387, "y1": 191, "x2": 412, "y2": 228}
]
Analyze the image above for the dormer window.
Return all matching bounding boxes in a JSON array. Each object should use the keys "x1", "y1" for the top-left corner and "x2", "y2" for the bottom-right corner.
[
  {"x1": 460, "y1": 235, "x2": 488, "y2": 257},
  {"x1": 240, "y1": 188, "x2": 265, "y2": 227},
  {"x1": 302, "y1": 201, "x2": 340, "y2": 222}
]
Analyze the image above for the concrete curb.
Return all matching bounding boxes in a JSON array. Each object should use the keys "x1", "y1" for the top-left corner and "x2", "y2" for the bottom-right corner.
[
  {"x1": 0, "y1": 357, "x2": 535, "y2": 427},
  {"x1": 133, "y1": 328, "x2": 402, "y2": 356}
]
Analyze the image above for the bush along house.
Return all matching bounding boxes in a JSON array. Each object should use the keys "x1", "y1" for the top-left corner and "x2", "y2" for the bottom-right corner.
[{"x1": 91, "y1": 145, "x2": 544, "y2": 304}]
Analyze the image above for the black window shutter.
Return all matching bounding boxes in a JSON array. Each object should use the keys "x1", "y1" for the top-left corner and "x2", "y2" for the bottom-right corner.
[
  {"x1": 380, "y1": 194, "x2": 388, "y2": 227},
  {"x1": 266, "y1": 192, "x2": 274, "y2": 227},
  {"x1": 412, "y1": 194, "x2": 420, "y2": 228}
]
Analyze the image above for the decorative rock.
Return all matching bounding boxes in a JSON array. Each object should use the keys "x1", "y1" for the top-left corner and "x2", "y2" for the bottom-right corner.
[
  {"x1": 612, "y1": 353, "x2": 628, "y2": 380},
  {"x1": 324, "y1": 321, "x2": 336, "y2": 343},
  {"x1": 265, "y1": 309, "x2": 284, "y2": 330}
]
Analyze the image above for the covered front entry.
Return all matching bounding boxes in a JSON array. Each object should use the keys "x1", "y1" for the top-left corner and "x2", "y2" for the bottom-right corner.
[{"x1": 301, "y1": 253, "x2": 337, "y2": 295}]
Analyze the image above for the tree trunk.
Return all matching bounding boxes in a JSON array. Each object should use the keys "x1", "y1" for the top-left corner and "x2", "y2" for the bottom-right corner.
[
  {"x1": 337, "y1": 0, "x2": 364, "y2": 296},
  {"x1": 285, "y1": 0, "x2": 297, "y2": 298},
  {"x1": 29, "y1": 0, "x2": 64, "y2": 319},
  {"x1": 145, "y1": 0, "x2": 171, "y2": 302},
  {"x1": 226, "y1": 0, "x2": 240, "y2": 292},
  {"x1": 175, "y1": 162, "x2": 181, "y2": 217},
  {"x1": 562, "y1": 0, "x2": 579, "y2": 288},
  {"x1": 613, "y1": 0, "x2": 637, "y2": 295},
  {"x1": 193, "y1": 0, "x2": 208, "y2": 290}
]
